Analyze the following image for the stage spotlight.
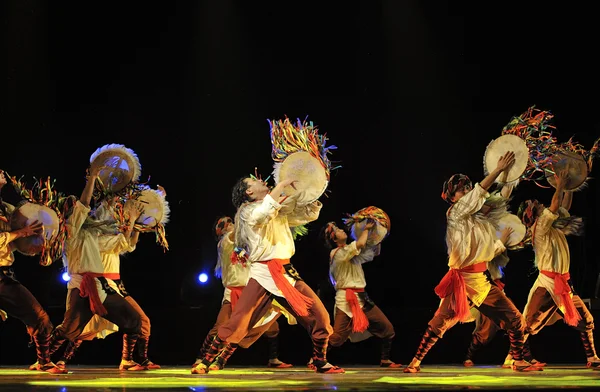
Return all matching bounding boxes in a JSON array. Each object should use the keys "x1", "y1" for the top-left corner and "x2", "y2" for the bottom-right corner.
[
  {"x1": 198, "y1": 272, "x2": 208, "y2": 284},
  {"x1": 62, "y1": 272, "x2": 71, "y2": 282}
]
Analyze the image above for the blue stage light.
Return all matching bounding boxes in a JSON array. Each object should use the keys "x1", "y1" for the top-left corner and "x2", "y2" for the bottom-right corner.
[
  {"x1": 198, "y1": 273, "x2": 208, "y2": 284},
  {"x1": 62, "y1": 272, "x2": 71, "y2": 282}
]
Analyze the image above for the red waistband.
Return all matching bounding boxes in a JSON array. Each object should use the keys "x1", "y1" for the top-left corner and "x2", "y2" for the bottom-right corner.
[
  {"x1": 456, "y1": 262, "x2": 488, "y2": 273},
  {"x1": 257, "y1": 259, "x2": 290, "y2": 265}
]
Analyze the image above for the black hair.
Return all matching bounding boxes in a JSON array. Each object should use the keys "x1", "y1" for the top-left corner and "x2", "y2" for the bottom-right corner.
[
  {"x1": 232, "y1": 176, "x2": 251, "y2": 209},
  {"x1": 319, "y1": 221, "x2": 339, "y2": 250}
]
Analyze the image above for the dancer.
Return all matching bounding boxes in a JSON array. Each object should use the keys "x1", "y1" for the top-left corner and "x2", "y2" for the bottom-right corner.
[
  {"x1": 45, "y1": 165, "x2": 143, "y2": 371},
  {"x1": 193, "y1": 215, "x2": 292, "y2": 371},
  {"x1": 463, "y1": 172, "x2": 520, "y2": 366},
  {"x1": 51, "y1": 195, "x2": 161, "y2": 370},
  {"x1": 316, "y1": 218, "x2": 401, "y2": 368},
  {"x1": 506, "y1": 169, "x2": 600, "y2": 369},
  {"x1": 403, "y1": 151, "x2": 540, "y2": 373},
  {"x1": 192, "y1": 176, "x2": 344, "y2": 374},
  {"x1": 0, "y1": 169, "x2": 65, "y2": 374}
]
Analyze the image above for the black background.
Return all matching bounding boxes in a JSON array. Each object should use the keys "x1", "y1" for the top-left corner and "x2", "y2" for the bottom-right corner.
[{"x1": 2, "y1": 1, "x2": 599, "y2": 366}]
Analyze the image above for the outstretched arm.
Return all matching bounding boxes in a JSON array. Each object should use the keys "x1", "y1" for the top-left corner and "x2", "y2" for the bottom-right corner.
[
  {"x1": 498, "y1": 170, "x2": 515, "y2": 199},
  {"x1": 355, "y1": 220, "x2": 375, "y2": 251},
  {"x1": 549, "y1": 169, "x2": 567, "y2": 214},
  {"x1": 80, "y1": 166, "x2": 101, "y2": 208},
  {"x1": 561, "y1": 190, "x2": 573, "y2": 211}
]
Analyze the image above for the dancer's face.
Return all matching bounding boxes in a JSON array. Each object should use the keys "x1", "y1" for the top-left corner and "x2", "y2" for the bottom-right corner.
[
  {"x1": 244, "y1": 178, "x2": 269, "y2": 200},
  {"x1": 451, "y1": 184, "x2": 472, "y2": 203}
]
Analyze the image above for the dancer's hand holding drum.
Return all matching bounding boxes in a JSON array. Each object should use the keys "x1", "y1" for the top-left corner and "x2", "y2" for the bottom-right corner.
[{"x1": 496, "y1": 151, "x2": 516, "y2": 173}]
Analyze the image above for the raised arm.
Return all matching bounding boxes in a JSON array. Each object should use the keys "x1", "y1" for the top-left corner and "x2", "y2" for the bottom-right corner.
[
  {"x1": 355, "y1": 220, "x2": 375, "y2": 251},
  {"x1": 561, "y1": 190, "x2": 573, "y2": 211},
  {"x1": 480, "y1": 152, "x2": 515, "y2": 191},
  {"x1": 549, "y1": 169, "x2": 567, "y2": 214},
  {"x1": 80, "y1": 166, "x2": 101, "y2": 208},
  {"x1": 498, "y1": 169, "x2": 515, "y2": 199}
]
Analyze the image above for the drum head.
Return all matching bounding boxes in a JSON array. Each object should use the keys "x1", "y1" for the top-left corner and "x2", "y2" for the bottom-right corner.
[
  {"x1": 10, "y1": 202, "x2": 59, "y2": 256},
  {"x1": 484, "y1": 134, "x2": 529, "y2": 183},
  {"x1": 125, "y1": 188, "x2": 169, "y2": 228},
  {"x1": 90, "y1": 144, "x2": 141, "y2": 193},
  {"x1": 276, "y1": 151, "x2": 328, "y2": 205},
  {"x1": 496, "y1": 213, "x2": 526, "y2": 248},
  {"x1": 545, "y1": 150, "x2": 588, "y2": 191}
]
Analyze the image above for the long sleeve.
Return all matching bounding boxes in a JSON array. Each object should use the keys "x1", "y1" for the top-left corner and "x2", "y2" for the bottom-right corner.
[
  {"x1": 448, "y1": 183, "x2": 489, "y2": 221},
  {"x1": 280, "y1": 196, "x2": 322, "y2": 227},
  {"x1": 535, "y1": 208, "x2": 559, "y2": 237},
  {"x1": 98, "y1": 233, "x2": 133, "y2": 255},
  {"x1": 66, "y1": 201, "x2": 91, "y2": 240},
  {"x1": 246, "y1": 194, "x2": 281, "y2": 226}
]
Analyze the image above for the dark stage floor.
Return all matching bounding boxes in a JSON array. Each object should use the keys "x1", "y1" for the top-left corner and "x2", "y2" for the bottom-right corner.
[{"x1": 1, "y1": 364, "x2": 599, "y2": 391}]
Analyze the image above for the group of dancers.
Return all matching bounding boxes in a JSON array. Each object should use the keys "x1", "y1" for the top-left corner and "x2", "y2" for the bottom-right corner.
[{"x1": 1, "y1": 124, "x2": 599, "y2": 376}]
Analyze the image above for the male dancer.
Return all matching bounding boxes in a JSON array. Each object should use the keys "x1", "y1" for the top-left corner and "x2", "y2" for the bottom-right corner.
[
  {"x1": 192, "y1": 176, "x2": 343, "y2": 374},
  {"x1": 46, "y1": 165, "x2": 143, "y2": 371},
  {"x1": 506, "y1": 169, "x2": 600, "y2": 369},
  {"x1": 193, "y1": 216, "x2": 292, "y2": 370},
  {"x1": 314, "y1": 219, "x2": 401, "y2": 367},
  {"x1": 463, "y1": 172, "x2": 518, "y2": 366},
  {"x1": 49, "y1": 197, "x2": 160, "y2": 371},
  {"x1": 404, "y1": 151, "x2": 540, "y2": 373},
  {"x1": 0, "y1": 169, "x2": 64, "y2": 374}
]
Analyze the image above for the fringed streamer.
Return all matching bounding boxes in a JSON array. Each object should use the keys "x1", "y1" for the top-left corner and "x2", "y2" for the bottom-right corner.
[
  {"x1": 501, "y1": 106, "x2": 559, "y2": 184},
  {"x1": 291, "y1": 224, "x2": 308, "y2": 240},
  {"x1": 269, "y1": 116, "x2": 338, "y2": 181},
  {"x1": 501, "y1": 106, "x2": 600, "y2": 187},
  {"x1": 342, "y1": 206, "x2": 391, "y2": 233},
  {"x1": 110, "y1": 184, "x2": 169, "y2": 252},
  {"x1": 7, "y1": 173, "x2": 77, "y2": 267}
]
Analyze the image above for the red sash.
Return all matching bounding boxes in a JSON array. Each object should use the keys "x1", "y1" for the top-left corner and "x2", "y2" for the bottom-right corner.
[
  {"x1": 342, "y1": 288, "x2": 369, "y2": 333},
  {"x1": 434, "y1": 262, "x2": 487, "y2": 322},
  {"x1": 78, "y1": 272, "x2": 120, "y2": 316},
  {"x1": 540, "y1": 270, "x2": 581, "y2": 327},
  {"x1": 259, "y1": 259, "x2": 313, "y2": 317},
  {"x1": 227, "y1": 286, "x2": 245, "y2": 311}
]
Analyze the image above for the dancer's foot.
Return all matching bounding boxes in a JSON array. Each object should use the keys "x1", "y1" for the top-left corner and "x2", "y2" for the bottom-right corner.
[
  {"x1": 501, "y1": 353, "x2": 514, "y2": 369},
  {"x1": 463, "y1": 359, "x2": 475, "y2": 367},
  {"x1": 39, "y1": 362, "x2": 68, "y2": 374},
  {"x1": 208, "y1": 361, "x2": 224, "y2": 371},
  {"x1": 586, "y1": 356, "x2": 600, "y2": 369},
  {"x1": 512, "y1": 359, "x2": 543, "y2": 372},
  {"x1": 267, "y1": 358, "x2": 293, "y2": 368},
  {"x1": 306, "y1": 358, "x2": 316, "y2": 371},
  {"x1": 530, "y1": 359, "x2": 547, "y2": 368},
  {"x1": 191, "y1": 362, "x2": 208, "y2": 374},
  {"x1": 312, "y1": 359, "x2": 345, "y2": 374},
  {"x1": 141, "y1": 359, "x2": 161, "y2": 370},
  {"x1": 380, "y1": 360, "x2": 403, "y2": 368},
  {"x1": 119, "y1": 360, "x2": 147, "y2": 371}
]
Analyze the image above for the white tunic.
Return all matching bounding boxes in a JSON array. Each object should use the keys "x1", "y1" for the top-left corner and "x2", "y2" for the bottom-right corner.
[
  {"x1": 238, "y1": 194, "x2": 321, "y2": 297},
  {"x1": 445, "y1": 183, "x2": 506, "y2": 306},
  {"x1": 329, "y1": 241, "x2": 379, "y2": 318},
  {"x1": 525, "y1": 208, "x2": 572, "y2": 315},
  {"x1": 215, "y1": 233, "x2": 250, "y2": 303},
  {"x1": 77, "y1": 233, "x2": 136, "y2": 340},
  {"x1": 63, "y1": 201, "x2": 107, "y2": 302}
]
